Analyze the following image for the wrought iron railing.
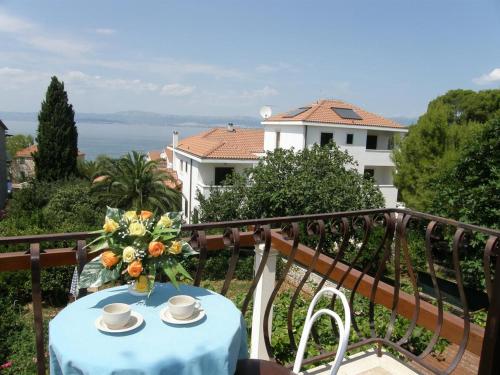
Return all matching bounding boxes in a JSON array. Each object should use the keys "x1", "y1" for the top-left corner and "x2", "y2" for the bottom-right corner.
[{"x1": 0, "y1": 208, "x2": 498, "y2": 375}]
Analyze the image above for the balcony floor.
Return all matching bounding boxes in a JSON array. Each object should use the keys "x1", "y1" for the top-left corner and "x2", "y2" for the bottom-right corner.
[{"x1": 302, "y1": 349, "x2": 420, "y2": 375}]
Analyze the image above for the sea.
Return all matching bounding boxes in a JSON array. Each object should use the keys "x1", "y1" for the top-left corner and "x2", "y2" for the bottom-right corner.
[{"x1": 5, "y1": 120, "x2": 254, "y2": 160}]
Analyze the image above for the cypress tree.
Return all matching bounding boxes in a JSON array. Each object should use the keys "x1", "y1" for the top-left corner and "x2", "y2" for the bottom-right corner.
[{"x1": 34, "y1": 76, "x2": 78, "y2": 181}]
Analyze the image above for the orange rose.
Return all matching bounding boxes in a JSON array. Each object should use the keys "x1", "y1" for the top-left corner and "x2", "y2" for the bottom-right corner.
[
  {"x1": 127, "y1": 260, "x2": 143, "y2": 278},
  {"x1": 140, "y1": 210, "x2": 153, "y2": 220},
  {"x1": 101, "y1": 251, "x2": 119, "y2": 268},
  {"x1": 148, "y1": 241, "x2": 165, "y2": 257}
]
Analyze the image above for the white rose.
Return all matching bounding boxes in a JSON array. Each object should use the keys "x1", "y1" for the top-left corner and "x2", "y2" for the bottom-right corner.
[{"x1": 122, "y1": 246, "x2": 136, "y2": 263}]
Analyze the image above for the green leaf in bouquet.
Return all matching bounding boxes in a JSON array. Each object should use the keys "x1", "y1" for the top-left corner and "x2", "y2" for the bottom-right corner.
[
  {"x1": 87, "y1": 238, "x2": 110, "y2": 254},
  {"x1": 78, "y1": 257, "x2": 121, "y2": 288},
  {"x1": 181, "y1": 241, "x2": 198, "y2": 256},
  {"x1": 162, "y1": 259, "x2": 179, "y2": 289},
  {"x1": 105, "y1": 206, "x2": 123, "y2": 222},
  {"x1": 174, "y1": 261, "x2": 193, "y2": 281},
  {"x1": 147, "y1": 266, "x2": 157, "y2": 297}
]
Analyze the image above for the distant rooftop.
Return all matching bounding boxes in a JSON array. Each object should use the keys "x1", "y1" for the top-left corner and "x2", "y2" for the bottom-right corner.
[
  {"x1": 265, "y1": 99, "x2": 404, "y2": 129},
  {"x1": 15, "y1": 145, "x2": 85, "y2": 158},
  {"x1": 173, "y1": 127, "x2": 264, "y2": 160}
]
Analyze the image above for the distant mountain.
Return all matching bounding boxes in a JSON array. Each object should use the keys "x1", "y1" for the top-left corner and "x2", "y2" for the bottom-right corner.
[
  {"x1": 0, "y1": 111, "x2": 261, "y2": 128},
  {"x1": 389, "y1": 116, "x2": 418, "y2": 126}
]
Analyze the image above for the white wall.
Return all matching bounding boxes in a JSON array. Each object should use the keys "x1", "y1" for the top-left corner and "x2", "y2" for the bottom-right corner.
[{"x1": 264, "y1": 125, "x2": 305, "y2": 151}]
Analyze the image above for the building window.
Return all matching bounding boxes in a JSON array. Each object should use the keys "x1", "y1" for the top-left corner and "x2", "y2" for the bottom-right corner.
[
  {"x1": 180, "y1": 160, "x2": 184, "y2": 172},
  {"x1": 214, "y1": 167, "x2": 234, "y2": 185},
  {"x1": 388, "y1": 136, "x2": 394, "y2": 150},
  {"x1": 276, "y1": 131, "x2": 281, "y2": 148},
  {"x1": 366, "y1": 135, "x2": 378, "y2": 150},
  {"x1": 363, "y1": 168, "x2": 375, "y2": 180},
  {"x1": 346, "y1": 133, "x2": 354, "y2": 145},
  {"x1": 184, "y1": 161, "x2": 188, "y2": 172},
  {"x1": 184, "y1": 198, "x2": 189, "y2": 217},
  {"x1": 320, "y1": 132, "x2": 333, "y2": 147},
  {"x1": 19, "y1": 158, "x2": 25, "y2": 165}
]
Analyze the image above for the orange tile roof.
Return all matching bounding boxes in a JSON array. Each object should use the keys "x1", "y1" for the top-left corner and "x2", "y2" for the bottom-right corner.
[
  {"x1": 266, "y1": 99, "x2": 404, "y2": 129},
  {"x1": 15, "y1": 144, "x2": 38, "y2": 157},
  {"x1": 148, "y1": 150, "x2": 162, "y2": 161},
  {"x1": 15, "y1": 145, "x2": 85, "y2": 158},
  {"x1": 176, "y1": 127, "x2": 264, "y2": 160},
  {"x1": 165, "y1": 148, "x2": 173, "y2": 163}
]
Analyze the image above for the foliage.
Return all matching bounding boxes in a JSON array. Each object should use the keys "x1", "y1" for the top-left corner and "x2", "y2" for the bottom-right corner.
[
  {"x1": 79, "y1": 208, "x2": 195, "y2": 291},
  {"x1": 92, "y1": 151, "x2": 181, "y2": 213},
  {"x1": 33, "y1": 76, "x2": 79, "y2": 181},
  {"x1": 77, "y1": 159, "x2": 99, "y2": 181},
  {"x1": 429, "y1": 115, "x2": 500, "y2": 229},
  {"x1": 5, "y1": 134, "x2": 33, "y2": 160},
  {"x1": 393, "y1": 89, "x2": 500, "y2": 211},
  {"x1": 197, "y1": 143, "x2": 384, "y2": 222}
]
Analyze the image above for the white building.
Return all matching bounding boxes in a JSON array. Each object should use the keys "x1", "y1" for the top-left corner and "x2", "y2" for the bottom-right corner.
[
  {"x1": 169, "y1": 99, "x2": 407, "y2": 222},
  {"x1": 167, "y1": 125, "x2": 264, "y2": 222},
  {"x1": 261, "y1": 99, "x2": 408, "y2": 207}
]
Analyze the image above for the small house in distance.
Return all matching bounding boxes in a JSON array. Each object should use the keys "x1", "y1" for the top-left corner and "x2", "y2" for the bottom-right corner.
[
  {"x1": 166, "y1": 125, "x2": 264, "y2": 222},
  {"x1": 10, "y1": 145, "x2": 85, "y2": 188}
]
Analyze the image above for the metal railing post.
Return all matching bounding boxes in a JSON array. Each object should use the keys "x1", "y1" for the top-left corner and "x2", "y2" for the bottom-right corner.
[
  {"x1": 479, "y1": 242, "x2": 500, "y2": 375},
  {"x1": 30, "y1": 243, "x2": 45, "y2": 375},
  {"x1": 250, "y1": 243, "x2": 278, "y2": 360}
]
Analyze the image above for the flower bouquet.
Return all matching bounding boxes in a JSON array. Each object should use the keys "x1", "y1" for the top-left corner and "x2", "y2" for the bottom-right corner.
[{"x1": 78, "y1": 207, "x2": 196, "y2": 295}]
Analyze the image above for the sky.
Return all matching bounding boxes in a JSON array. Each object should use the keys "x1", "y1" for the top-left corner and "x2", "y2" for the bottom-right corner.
[{"x1": 0, "y1": 0, "x2": 499, "y2": 118}]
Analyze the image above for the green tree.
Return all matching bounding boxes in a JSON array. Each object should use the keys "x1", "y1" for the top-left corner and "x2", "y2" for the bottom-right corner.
[
  {"x1": 196, "y1": 143, "x2": 384, "y2": 222},
  {"x1": 429, "y1": 115, "x2": 500, "y2": 229},
  {"x1": 92, "y1": 151, "x2": 181, "y2": 213},
  {"x1": 5, "y1": 134, "x2": 34, "y2": 159},
  {"x1": 33, "y1": 76, "x2": 78, "y2": 181},
  {"x1": 393, "y1": 89, "x2": 500, "y2": 211}
]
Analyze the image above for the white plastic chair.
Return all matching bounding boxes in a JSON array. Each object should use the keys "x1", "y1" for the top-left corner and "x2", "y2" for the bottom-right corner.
[
  {"x1": 236, "y1": 287, "x2": 351, "y2": 375},
  {"x1": 292, "y1": 287, "x2": 351, "y2": 375}
]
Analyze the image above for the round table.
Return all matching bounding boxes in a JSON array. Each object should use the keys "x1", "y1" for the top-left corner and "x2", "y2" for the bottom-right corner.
[{"x1": 49, "y1": 283, "x2": 248, "y2": 375}]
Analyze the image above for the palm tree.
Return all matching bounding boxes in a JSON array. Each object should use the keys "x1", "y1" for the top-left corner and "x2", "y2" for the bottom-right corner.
[{"x1": 92, "y1": 151, "x2": 181, "y2": 212}]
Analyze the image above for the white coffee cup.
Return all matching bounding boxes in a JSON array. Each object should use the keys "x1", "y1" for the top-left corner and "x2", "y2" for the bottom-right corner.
[
  {"x1": 102, "y1": 303, "x2": 131, "y2": 329},
  {"x1": 167, "y1": 295, "x2": 200, "y2": 320}
]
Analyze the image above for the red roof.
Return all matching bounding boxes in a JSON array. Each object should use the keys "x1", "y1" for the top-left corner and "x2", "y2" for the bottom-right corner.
[
  {"x1": 15, "y1": 145, "x2": 85, "y2": 158},
  {"x1": 266, "y1": 99, "x2": 404, "y2": 129},
  {"x1": 176, "y1": 127, "x2": 264, "y2": 160}
]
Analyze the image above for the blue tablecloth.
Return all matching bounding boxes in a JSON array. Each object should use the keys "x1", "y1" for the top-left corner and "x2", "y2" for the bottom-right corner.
[{"x1": 49, "y1": 283, "x2": 248, "y2": 375}]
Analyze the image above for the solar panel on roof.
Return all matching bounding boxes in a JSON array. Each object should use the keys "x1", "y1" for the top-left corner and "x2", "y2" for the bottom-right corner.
[
  {"x1": 332, "y1": 107, "x2": 362, "y2": 120},
  {"x1": 283, "y1": 107, "x2": 311, "y2": 118}
]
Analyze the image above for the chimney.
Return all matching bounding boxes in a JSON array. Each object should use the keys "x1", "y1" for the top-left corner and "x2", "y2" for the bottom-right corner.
[
  {"x1": 227, "y1": 122, "x2": 235, "y2": 132},
  {"x1": 172, "y1": 131, "x2": 179, "y2": 147}
]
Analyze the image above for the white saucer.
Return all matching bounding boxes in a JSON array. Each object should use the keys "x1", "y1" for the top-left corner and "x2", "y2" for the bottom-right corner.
[
  {"x1": 160, "y1": 306, "x2": 206, "y2": 325},
  {"x1": 95, "y1": 311, "x2": 144, "y2": 333},
  {"x1": 127, "y1": 284, "x2": 149, "y2": 297}
]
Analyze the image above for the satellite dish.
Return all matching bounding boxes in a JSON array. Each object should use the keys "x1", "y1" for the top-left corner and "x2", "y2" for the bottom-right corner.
[{"x1": 259, "y1": 105, "x2": 272, "y2": 119}]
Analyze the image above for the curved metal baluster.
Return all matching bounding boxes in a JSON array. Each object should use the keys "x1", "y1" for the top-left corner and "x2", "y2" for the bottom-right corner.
[
  {"x1": 220, "y1": 227, "x2": 241, "y2": 296},
  {"x1": 444, "y1": 228, "x2": 471, "y2": 374},
  {"x1": 314, "y1": 217, "x2": 351, "y2": 292},
  {"x1": 190, "y1": 230, "x2": 207, "y2": 286},
  {"x1": 286, "y1": 220, "x2": 325, "y2": 350},
  {"x1": 263, "y1": 222, "x2": 299, "y2": 361},
  {"x1": 394, "y1": 214, "x2": 420, "y2": 347},
  {"x1": 346, "y1": 215, "x2": 375, "y2": 334},
  {"x1": 384, "y1": 213, "x2": 410, "y2": 342},
  {"x1": 417, "y1": 221, "x2": 445, "y2": 358},
  {"x1": 241, "y1": 225, "x2": 271, "y2": 316},
  {"x1": 483, "y1": 236, "x2": 499, "y2": 302},
  {"x1": 368, "y1": 213, "x2": 396, "y2": 339}
]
